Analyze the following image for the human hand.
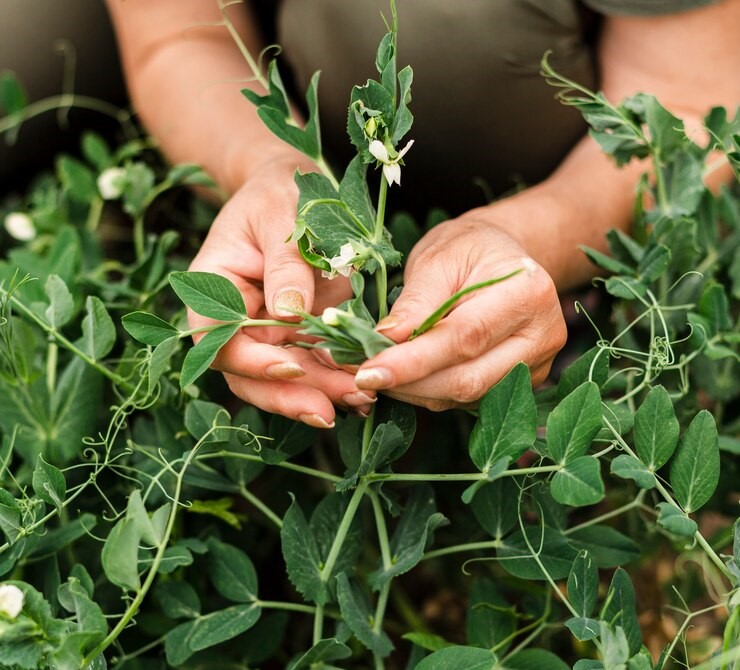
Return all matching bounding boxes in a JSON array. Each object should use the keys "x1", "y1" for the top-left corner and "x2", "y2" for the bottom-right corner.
[
  {"x1": 187, "y1": 155, "x2": 376, "y2": 427},
  {"x1": 352, "y1": 213, "x2": 568, "y2": 410}
]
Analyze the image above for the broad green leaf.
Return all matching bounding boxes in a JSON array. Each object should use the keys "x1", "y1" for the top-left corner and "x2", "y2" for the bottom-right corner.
[
  {"x1": 81, "y1": 132, "x2": 111, "y2": 170},
  {"x1": 392, "y1": 65, "x2": 414, "y2": 143},
  {"x1": 157, "y1": 545, "x2": 194, "y2": 574},
  {"x1": 551, "y1": 456, "x2": 605, "y2": 507},
  {"x1": 498, "y1": 526, "x2": 577, "y2": 580},
  {"x1": 733, "y1": 518, "x2": 740, "y2": 571},
  {"x1": 44, "y1": 275, "x2": 74, "y2": 329},
  {"x1": 546, "y1": 381, "x2": 602, "y2": 464},
  {"x1": 466, "y1": 578, "x2": 517, "y2": 652},
  {"x1": 338, "y1": 422, "x2": 405, "y2": 490},
  {"x1": 669, "y1": 410, "x2": 719, "y2": 513},
  {"x1": 255, "y1": 414, "x2": 316, "y2": 464},
  {"x1": 180, "y1": 322, "x2": 240, "y2": 388},
  {"x1": 101, "y1": 518, "x2": 141, "y2": 592},
  {"x1": 403, "y1": 632, "x2": 453, "y2": 652},
  {"x1": 604, "y1": 275, "x2": 647, "y2": 300},
  {"x1": 125, "y1": 489, "x2": 161, "y2": 546},
  {"x1": 169, "y1": 271, "x2": 247, "y2": 321},
  {"x1": 557, "y1": 346, "x2": 610, "y2": 399},
  {"x1": 121, "y1": 162, "x2": 156, "y2": 216},
  {"x1": 565, "y1": 617, "x2": 600, "y2": 641},
  {"x1": 573, "y1": 661, "x2": 604, "y2": 670},
  {"x1": 32, "y1": 455, "x2": 66, "y2": 511},
  {"x1": 0, "y1": 70, "x2": 28, "y2": 114},
  {"x1": 370, "y1": 485, "x2": 447, "y2": 589},
  {"x1": 664, "y1": 151, "x2": 705, "y2": 217},
  {"x1": 461, "y1": 457, "x2": 511, "y2": 505},
  {"x1": 28, "y1": 514, "x2": 96, "y2": 558},
  {"x1": 242, "y1": 60, "x2": 290, "y2": 118},
  {"x1": 122, "y1": 311, "x2": 178, "y2": 345},
  {"x1": 81, "y1": 296, "x2": 116, "y2": 360},
  {"x1": 698, "y1": 281, "x2": 732, "y2": 336},
  {"x1": 633, "y1": 385, "x2": 679, "y2": 470},
  {"x1": 336, "y1": 573, "x2": 393, "y2": 656},
  {"x1": 469, "y1": 363, "x2": 536, "y2": 473},
  {"x1": 628, "y1": 652, "x2": 654, "y2": 670},
  {"x1": 502, "y1": 649, "x2": 571, "y2": 670},
  {"x1": 206, "y1": 538, "x2": 258, "y2": 603},
  {"x1": 415, "y1": 646, "x2": 497, "y2": 670},
  {"x1": 57, "y1": 155, "x2": 97, "y2": 202},
  {"x1": 600, "y1": 622, "x2": 631, "y2": 669},
  {"x1": 148, "y1": 336, "x2": 178, "y2": 393},
  {"x1": 567, "y1": 526, "x2": 640, "y2": 568},
  {"x1": 637, "y1": 244, "x2": 670, "y2": 283},
  {"x1": 655, "y1": 502, "x2": 698, "y2": 537},
  {"x1": 57, "y1": 577, "x2": 107, "y2": 637},
  {"x1": 606, "y1": 228, "x2": 644, "y2": 264},
  {"x1": 286, "y1": 638, "x2": 352, "y2": 670},
  {"x1": 470, "y1": 477, "x2": 518, "y2": 539},
  {"x1": 600, "y1": 568, "x2": 642, "y2": 656},
  {"x1": 643, "y1": 94, "x2": 687, "y2": 158},
  {"x1": 610, "y1": 454, "x2": 656, "y2": 489},
  {"x1": 184, "y1": 400, "x2": 231, "y2": 443},
  {"x1": 568, "y1": 550, "x2": 598, "y2": 618},
  {"x1": 280, "y1": 495, "x2": 327, "y2": 605},
  {"x1": 580, "y1": 246, "x2": 634, "y2": 275},
  {"x1": 339, "y1": 157, "x2": 375, "y2": 232},
  {"x1": 155, "y1": 581, "x2": 201, "y2": 619},
  {"x1": 240, "y1": 612, "x2": 289, "y2": 666}
]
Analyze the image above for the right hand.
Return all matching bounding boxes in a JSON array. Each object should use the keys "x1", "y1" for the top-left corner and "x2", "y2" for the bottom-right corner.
[{"x1": 187, "y1": 155, "x2": 376, "y2": 428}]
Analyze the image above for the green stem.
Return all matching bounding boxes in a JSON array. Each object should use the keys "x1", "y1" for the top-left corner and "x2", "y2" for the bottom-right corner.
[
  {"x1": 319, "y1": 482, "x2": 368, "y2": 583},
  {"x1": 657, "y1": 602, "x2": 725, "y2": 670},
  {"x1": 46, "y1": 340, "x2": 58, "y2": 396},
  {"x1": 200, "y1": 450, "x2": 341, "y2": 483},
  {"x1": 313, "y1": 604, "x2": 325, "y2": 645},
  {"x1": 369, "y1": 490, "x2": 393, "y2": 670},
  {"x1": 376, "y1": 258, "x2": 389, "y2": 322},
  {"x1": 563, "y1": 491, "x2": 646, "y2": 535},
  {"x1": 604, "y1": 418, "x2": 733, "y2": 582},
  {"x1": 86, "y1": 197, "x2": 104, "y2": 232},
  {"x1": 360, "y1": 408, "x2": 376, "y2": 463},
  {"x1": 373, "y1": 170, "x2": 388, "y2": 244},
  {"x1": 239, "y1": 484, "x2": 283, "y2": 529},
  {"x1": 258, "y1": 600, "x2": 318, "y2": 616},
  {"x1": 366, "y1": 465, "x2": 561, "y2": 483},
  {"x1": 178, "y1": 317, "x2": 301, "y2": 340},
  {"x1": 422, "y1": 540, "x2": 501, "y2": 562}
]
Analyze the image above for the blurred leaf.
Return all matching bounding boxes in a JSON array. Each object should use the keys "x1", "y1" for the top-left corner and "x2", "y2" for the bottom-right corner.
[
  {"x1": 415, "y1": 646, "x2": 497, "y2": 670},
  {"x1": 336, "y1": 573, "x2": 393, "y2": 656},
  {"x1": 81, "y1": 132, "x2": 111, "y2": 170},
  {"x1": 466, "y1": 578, "x2": 517, "y2": 652},
  {"x1": 0, "y1": 70, "x2": 28, "y2": 115},
  {"x1": 57, "y1": 156, "x2": 97, "y2": 202},
  {"x1": 155, "y1": 581, "x2": 201, "y2": 619},
  {"x1": 206, "y1": 538, "x2": 258, "y2": 603}
]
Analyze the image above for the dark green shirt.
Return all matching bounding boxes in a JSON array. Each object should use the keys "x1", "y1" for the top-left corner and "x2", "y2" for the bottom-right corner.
[{"x1": 277, "y1": 0, "x2": 717, "y2": 216}]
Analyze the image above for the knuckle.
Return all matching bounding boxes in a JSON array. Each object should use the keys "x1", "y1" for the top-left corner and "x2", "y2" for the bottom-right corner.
[
  {"x1": 451, "y1": 316, "x2": 490, "y2": 360},
  {"x1": 449, "y1": 368, "x2": 488, "y2": 404}
]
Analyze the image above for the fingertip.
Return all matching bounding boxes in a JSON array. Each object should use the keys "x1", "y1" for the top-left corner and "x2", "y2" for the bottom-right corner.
[{"x1": 272, "y1": 287, "x2": 310, "y2": 318}]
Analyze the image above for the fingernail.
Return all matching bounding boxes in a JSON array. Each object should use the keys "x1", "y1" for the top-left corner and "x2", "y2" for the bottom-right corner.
[
  {"x1": 342, "y1": 391, "x2": 377, "y2": 407},
  {"x1": 298, "y1": 413, "x2": 335, "y2": 429},
  {"x1": 355, "y1": 367, "x2": 392, "y2": 390},
  {"x1": 376, "y1": 315, "x2": 402, "y2": 332},
  {"x1": 273, "y1": 289, "x2": 305, "y2": 317},
  {"x1": 353, "y1": 405, "x2": 373, "y2": 418},
  {"x1": 265, "y1": 362, "x2": 305, "y2": 379}
]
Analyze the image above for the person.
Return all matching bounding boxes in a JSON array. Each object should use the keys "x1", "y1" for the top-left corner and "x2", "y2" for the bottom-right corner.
[{"x1": 104, "y1": 0, "x2": 740, "y2": 428}]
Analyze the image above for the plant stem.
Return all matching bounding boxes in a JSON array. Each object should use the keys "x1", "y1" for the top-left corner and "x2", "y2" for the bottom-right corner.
[
  {"x1": 422, "y1": 540, "x2": 501, "y2": 562},
  {"x1": 369, "y1": 491, "x2": 393, "y2": 670},
  {"x1": 319, "y1": 482, "x2": 368, "y2": 583},
  {"x1": 201, "y1": 450, "x2": 342, "y2": 483},
  {"x1": 86, "y1": 196, "x2": 104, "y2": 232},
  {"x1": 258, "y1": 600, "x2": 318, "y2": 616},
  {"x1": 239, "y1": 484, "x2": 283, "y2": 529},
  {"x1": 46, "y1": 340, "x2": 58, "y2": 396},
  {"x1": 563, "y1": 492, "x2": 646, "y2": 535},
  {"x1": 366, "y1": 464, "x2": 561, "y2": 483},
  {"x1": 313, "y1": 605, "x2": 325, "y2": 645}
]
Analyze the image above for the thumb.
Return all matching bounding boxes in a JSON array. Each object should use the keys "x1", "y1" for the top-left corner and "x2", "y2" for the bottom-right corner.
[
  {"x1": 375, "y1": 263, "x2": 455, "y2": 343},
  {"x1": 263, "y1": 235, "x2": 316, "y2": 319}
]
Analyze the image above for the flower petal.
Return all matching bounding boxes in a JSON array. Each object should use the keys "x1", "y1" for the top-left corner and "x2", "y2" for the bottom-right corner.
[
  {"x1": 368, "y1": 140, "x2": 390, "y2": 163},
  {"x1": 383, "y1": 163, "x2": 401, "y2": 187}
]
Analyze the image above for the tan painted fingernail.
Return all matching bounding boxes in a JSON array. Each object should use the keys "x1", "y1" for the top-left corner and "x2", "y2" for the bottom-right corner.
[
  {"x1": 265, "y1": 362, "x2": 305, "y2": 379},
  {"x1": 355, "y1": 367, "x2": 392, "y2": 390},
  {"x1": 298, "y1": 413, "x2": 335, "y2": 429},
  {"x1": 342, "y1": 391, "x2": 377, "y2": 407},
  {"x1": 353, "y1": 406, "x2": 373, "y2": 418},
  {"x1": 376, "y1": 315, "x2": 402, "y2": 332},
  {"x1": 273, "y1": 289, "x2": 305, "y2": 317}
]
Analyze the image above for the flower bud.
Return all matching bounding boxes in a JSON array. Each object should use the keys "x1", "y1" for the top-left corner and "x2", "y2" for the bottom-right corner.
[
  {"x1": 3, "y1": 212, "x2": 36, "y2": 241},
  {"x1": 97, "y1": 167, "x2": 127, "y2": 200},
  {"x1": 0, "y1": 584, "x2": 24, "y2": 619},
  {"x1": 321, "y1": 307, "x2": 343, "y2": 326}
]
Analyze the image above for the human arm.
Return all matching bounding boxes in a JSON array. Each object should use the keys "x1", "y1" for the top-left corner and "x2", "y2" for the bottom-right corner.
[
  {"x1": 106, "y1": 0, "x2": 372, "y2": 426},
  {"x1": 354, "y1": 0, "x2": 740, "y2": 410}
]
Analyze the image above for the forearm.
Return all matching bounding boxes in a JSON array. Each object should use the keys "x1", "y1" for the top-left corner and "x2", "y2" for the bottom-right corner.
[{"x1": 106, "y1": 0, "x2": 308, "y2": 194}]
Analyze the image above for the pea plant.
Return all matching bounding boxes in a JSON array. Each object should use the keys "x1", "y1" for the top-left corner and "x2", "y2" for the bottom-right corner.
[{"x1": 0, "y1": 2, "x2": 738, "y2": 669}]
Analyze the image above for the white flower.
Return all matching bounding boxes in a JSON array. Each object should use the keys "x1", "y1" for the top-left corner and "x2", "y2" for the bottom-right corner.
[
  {"x1": 326, "y1": 243, "x2": 358, "y2": 278},
  {"x1": 0, "y1": 584, "x2": 24, "y2": 619},
  {"x1": 4, "y1": 212, "x2": 36, "y2": 241},
  {"x1": 368, "y1": 139, "x2": 414, "y2": 187},
  {"x1": 321, "y1": 307, "x2": 343, "y2": 326},
  {"x1": 97, "y1": 167, "x2": 127, "y2": 200}
]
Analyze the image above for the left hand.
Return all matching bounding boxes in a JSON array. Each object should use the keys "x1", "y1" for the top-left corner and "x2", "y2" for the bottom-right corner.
[{"x1": 353, "y1": 213, "x2": 568, "y2": 410}]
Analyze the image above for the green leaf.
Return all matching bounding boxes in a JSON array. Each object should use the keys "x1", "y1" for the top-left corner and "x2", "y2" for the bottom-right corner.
[
  {"x1": 206, "y1": 538, "x2": 258, "y2": 603},
  {"x1": 44, "y1": 275, "x2": 74, "y2": 329},
  {"x1": 643, "y1": 95, "x2": 687, "y2": 158},
  {"x1": 148, "y1": 336, "x2": 179, "y2": 393},
  {"x1": 470, "y1": 477, "x2": 519, "y2": 539},
  {"x1": 0, "y1": 70, "x2": 28, "y2": 114},
  {"x1": 664, "y1": 151, "x2": 705, "y2": 217},
  {"x1": 565, "y1": 617, "x2": 600, "y2": 641},
  {"x1": 466, "y1": 578, "x2": 517, "y2": 652},
  {"x1": 121, "y1": 162, "x2": 156, "y2": 216},
  {"x1": 286, "y1": 638, "x2": 352, "y2": 670},
  {"x1": 733, "y1": 518, "x2": 740, "y2": 572},
  {"x1": 57, "y1": 577, "x2": 107, "y2": 637},
  {"x1": 336, "y1": 573, "x2": 393, "y2": 656},
  {"x1": 392, "y1": 66, "x2": 414, "y2": 143},
  {"x1": 101, "y1": 518, "x2": 141, "y2": 592},
  {"x1": 310, "y1": 494, "x2": 362, "y2": 588},
  {"x1": 698, "y1": 281, "x2": 732, "y2": 336},
  {"x1": 637, "y1": 244, "x2": 671, "y2": 283},
  {"x1": 415, "y1": 646, "x2": 497, "y2": 670},
  {"x1": 339, "y1": 155, "x2": 376, "y2": 231},
  {"x1": 338, "y1": 422, "x2": 405, "y2": 490},
  {"x1": 403, "y1": 632, "x2": 453, "y2": 652},
  {"x1": 557, "y1": 346, "x2": 610, "y2": 399},
  {"x1": 580, "y1": 246, "x2": 634, "y2": 275},
  {"x1": 122, "y1": 311, "x2": 178, "y2": 346},
  {"x1": 546, "y1": 381, "x2": 602, "y2": 464},
  {"x1": 610, "y1": 454, "x2": 657, "y2": 489},
  {"x1": 600, "y1": 568, "x2": 642, "y2": 656},
  {"x1": 29, "y1": 514, "x2": 96, "y2": 558},
  {"x1": 370, "y1": 485, "x2": 448, "y2": 590},
  {"x1": 32, "y1": 455, "x2": 66, "y2": 511},
  {"x1": 604, "y1": 275, "x2": 648, "y2": 300},
  {"x1": 567, "y1": 526, "x2": 640, "y2": 568},
  {"x1": 155, "y1": 581, "x2": 201, "y2": 619},
  {"x1": 254, "y1": 414, "x2": 315, "y2": 464},
  {"x1": 502, "y1": 649, "x2": 571, "y2": 670},
  {"x1": 655, "y1": 502, "x2": 698, "y2": 537},
  {"x1": 634, "y1": 386, "x2": 679, "y2": 470},
  {"x1": 180, "y1": 322, "x2": 240, "y2": 388},
  {"x1": 551, "y1": 456, "x2": 605, "y2": 507},
  {"x1": 568, "y1": 550, "x2": 598, "y2": 618},
  {"x1": 81, "y1": 132, "x2": 111, "y2": 170},
  {"x1": 57, "y1": 155, "x2": 97, "y2": 202},
  {"x1": 169, "y1": 271, "x2": 247, "y2": 321},
  {"x1": 280, "y1": 495, "x2": 327, "y2": 605},
  {"x1": 498, "y1": 526, "x2": 577, "y2": 580},
  {"x1": 600, "y1": 622, "x2": 631, "y2": 669},
  {"x1": 669, "y1": 410, "x2": 719, "y2": 513},
  {"x1": 469, "y1": 363, "x2": 536, "y2": 473},
  {"x1": 185, "y1": 400, "x2": 231, "y2": 443},
  {"x1": 81, "y1": 296, "x2": 116, "y2": 360},
  {"x1": 125, "y1": 489, "x2": 162, "y2": 546}
]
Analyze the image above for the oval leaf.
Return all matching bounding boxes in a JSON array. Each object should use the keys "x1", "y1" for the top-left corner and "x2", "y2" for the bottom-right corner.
[{"x1": 169, "y1": 271, "x2": 247, "y2": 321}]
